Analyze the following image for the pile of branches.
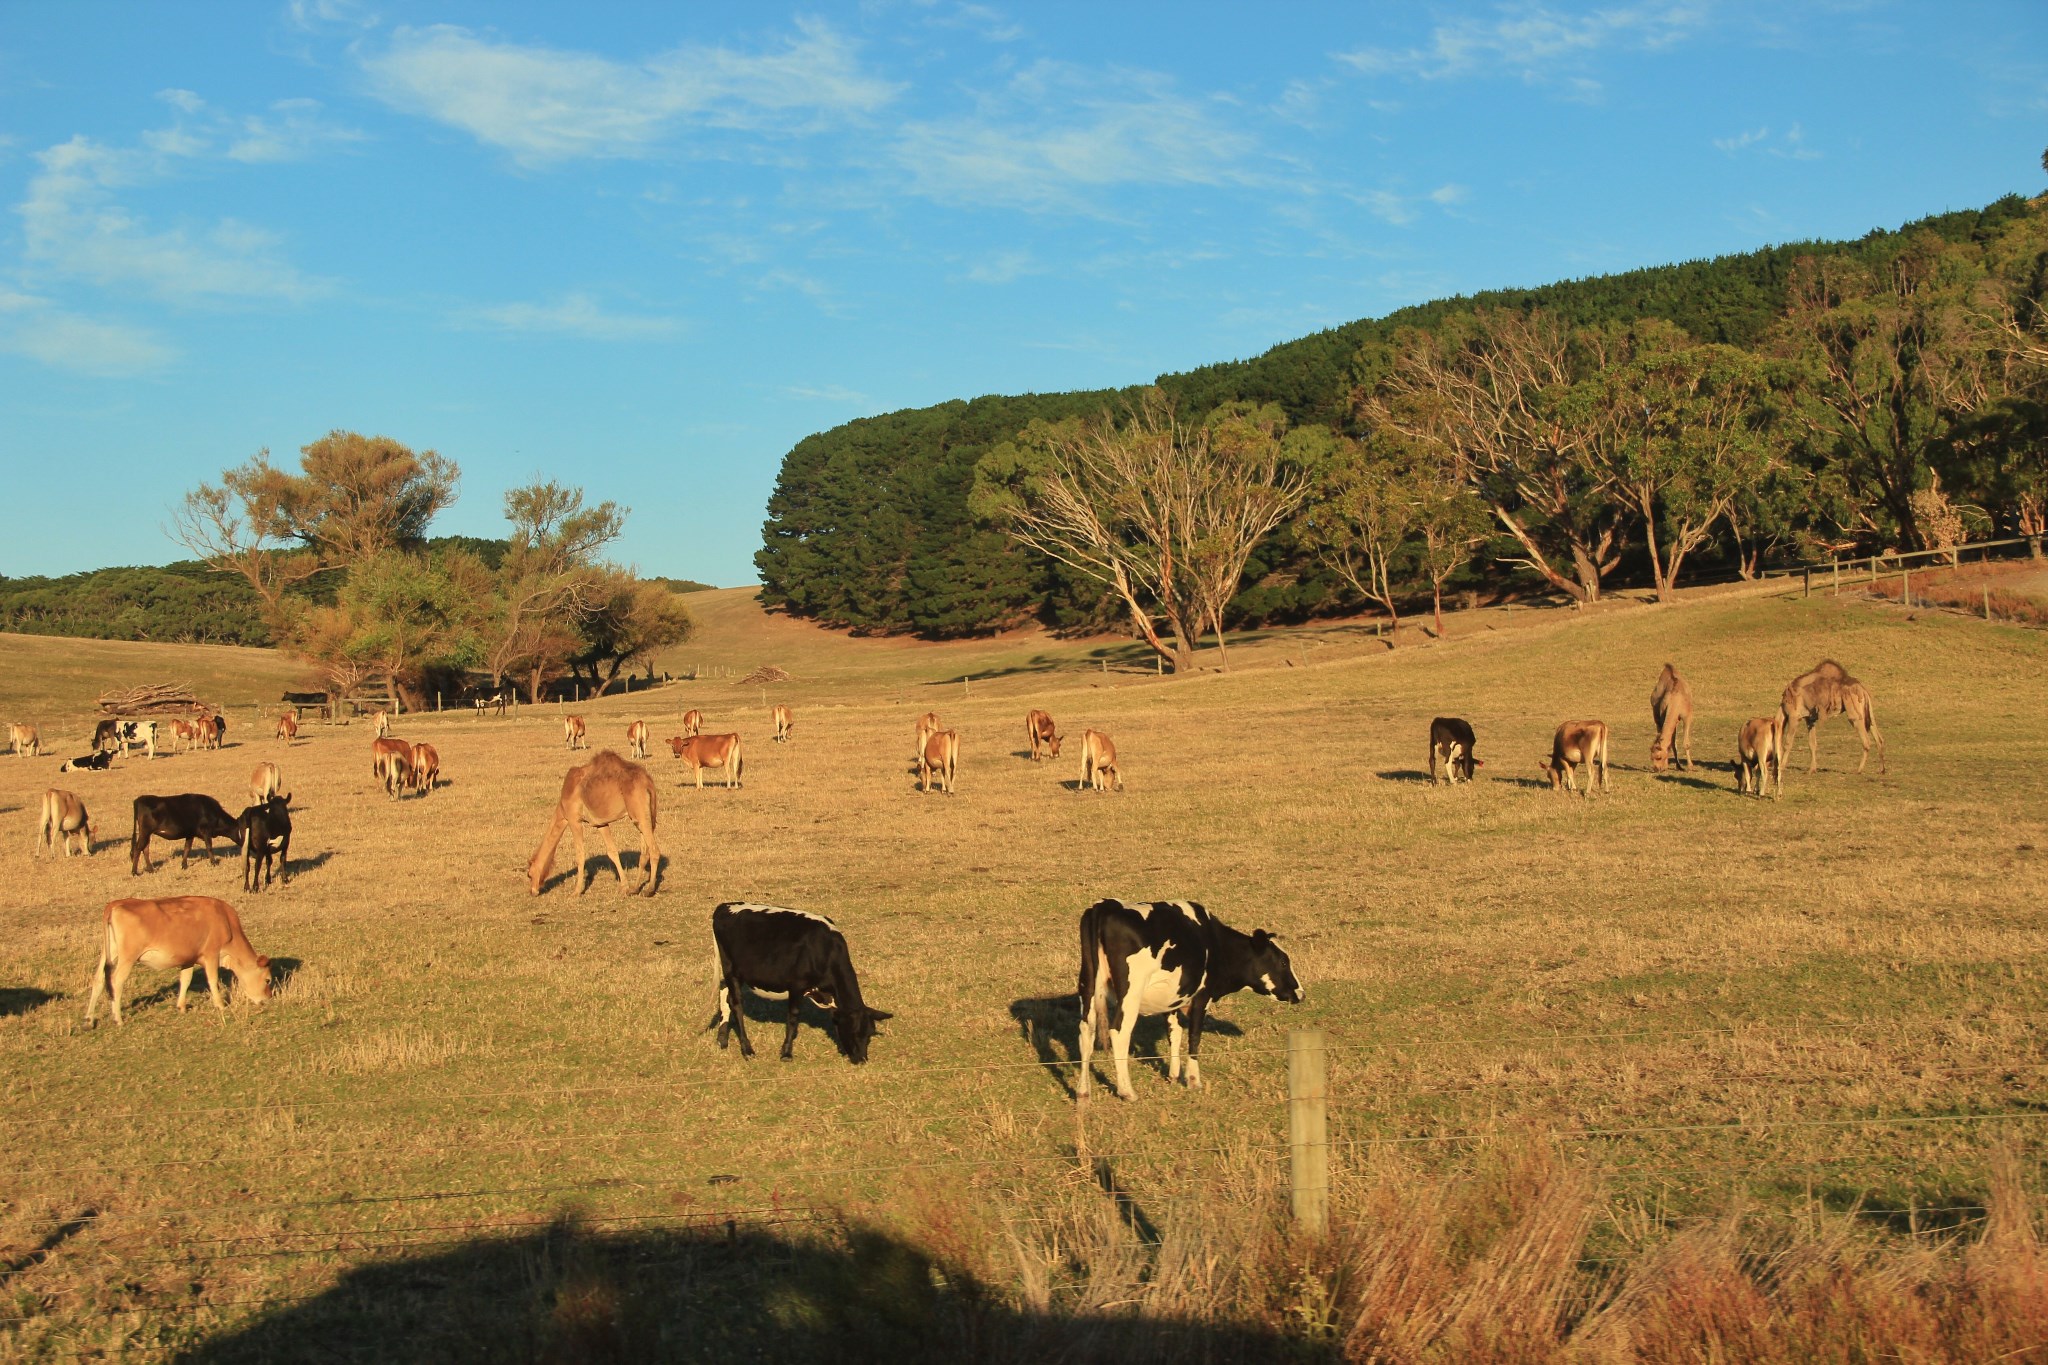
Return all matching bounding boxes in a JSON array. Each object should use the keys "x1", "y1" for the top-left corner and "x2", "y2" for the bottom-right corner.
[
  {"x1": 737, "y1": 665, "x2": 792, "y2": 686},
  {"x1": 97, "y1": 683, "x2": 211, "y2": 717}
]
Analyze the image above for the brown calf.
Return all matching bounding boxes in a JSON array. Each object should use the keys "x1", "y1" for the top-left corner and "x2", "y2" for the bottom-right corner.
[
  {"x1": 1649, "y1": 663, "x2": 1694, "y2": 772},
  {"x1": 772, "y1": 705, "x2": 793, "y2": 743},
  {"x1": 1736, "y1": 715, "x2": 1787, "y2": 798},
  {"x1": 564, "y1": 715, "x2": 588, "y2": 750},
  {"x1": 1540, "y1": 720, "x2": 1610, "y2": 794},
  {"x1": 409, "y1": 742, "x2": 440, "y2": 794},
  {"x1": 373, "y1": 709, "x2": 390, "y2": 739},
  {"x1": 1026, "y1": 709, "x2": 1061, "y2": 762},
  {"x1": 37, "y1": 788, "x2": 95, "y2": 857},
  {"x1": 249, "y1": 762, "x2": 283, "y2": 803},
  {"x1": 8, "y1": 723, "x2": 41, "y2": 757},
  {"x1": 1079, "y1": 729, "x2": 1121, "y2": 792},
  {"x1": 626, "y1": 720, "x2": 649, "y2": 760},
  {"x1": 371, "y1": 736, "x2": 412, "y2": 798},
  {"x1": 915, "y1": 711, "x2": 941, "y2": 760},
  {"x1": 276, "y1": 713, "x2": 299, "y2": 743},
  {"x1": 675, "y1": 733, "x2": 744, "y2": 789},
  {"x1": 679, "y1": 709, "x2": 703, "y2": 739},
  {"x1": 85, "y1": 896, "x2": 274, "y2": 1026},
  {"x1": 920, "y1": 729, "x2": 959, "y2": 794}
]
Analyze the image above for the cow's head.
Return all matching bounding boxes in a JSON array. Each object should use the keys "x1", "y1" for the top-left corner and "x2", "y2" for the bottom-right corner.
[
  {"x1": 236, "y1": 954, "x2": 275, "y2": 1005},
  {"x1": 1538, "y1": 757, "x2": 1564, "y2": 790},
  {"x1": 833, "y1": 1004, "x2": 894, "y2": 1064},
  {"x1": 1649, "y1": 739, "x2": 1670, "y2": 772},
  {"x1": 1247, "y1": 930, "x2": 1304, "y2": 1004},
  {"x1": 1046, "y1": 733, "x2": 1063, "y2": 758}
]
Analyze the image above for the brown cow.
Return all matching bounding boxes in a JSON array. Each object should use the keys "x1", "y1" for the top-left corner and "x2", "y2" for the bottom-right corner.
[
  {"x1": 1539, "y1": 720, "x2": 1610, "y2": 794},
  {"x1": 1649, "y1": 663, "x2": 1694, "y2": 772},
  {"x1": 772, "y1": 705, "x2": 793, "y2": 744},
  {"x1": 914, "y1": 711, "x2": 941, "y2": 760},
  {"x1": 920, "y1": 728, "x2": 958, "y2": 794},
  {"x1": 626, "y1": 719, "x2": 650, "y2": 760},
  {"x1": 371, "y1": 736, "x2": 412, "y2": 798},
  {"x1": 679, "y1": 709, "x2": 703, "y2": 739},
  {"x1": 1780, "y1": 660, "x2": 1885, "y2": 774},
  {"x1": 674, "y1": 734, "x2": 744, "y2": 789},
  {"x1": 201, "y1": 712, "x2": 226, "y2": 750},
  {"x1": 373, "y1": 709, "x2": 391, "y2": 739},
  {"x1": 409, "y1": 742, "x2": 440, "y2": 794},
  {"x1": 249, "y1": 762, "x2": 283, "y2": 803},
  {"x1": 37, "y1": 788, "x2": 95, "y2": 857},
  {"x1": 1026, "y1": 709, "x2": 1061, "y2": 762},
  {"x1": 275, "y1": 713, "x2": 299, "y2": 743},
  {"x1": 1079, "y1": 729, "x2": 1122, "y2": 792},
  {"x1": 85, "y1": 895, "x2": 273, "y2": 1025},
  {"x1": 8, "y1": 723, "x2": 41, "y2": 757},
  {"x1": 528, "y1": 750, "x2": 661, "y2": 897},
  {"x1": 564, "y1": 715, "x2": 588, "y2": 750},
  {"x1": 1736, "y1": 714, "x2": 1787, "y2": 799}
]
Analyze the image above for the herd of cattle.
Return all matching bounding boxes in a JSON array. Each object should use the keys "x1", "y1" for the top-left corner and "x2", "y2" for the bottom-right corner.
[{"x1": 15, "y1": 655, "x2": 1888, "y2": 1096}]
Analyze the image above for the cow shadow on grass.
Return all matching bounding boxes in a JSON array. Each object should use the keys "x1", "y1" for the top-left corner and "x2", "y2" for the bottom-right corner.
[
  {"x1": 532, "y1": 852, "x2": 661, "y2": 898},
  {"x1": 702, "y1": 989, "x2": 845, "y2": 1058},
  {"x1": 1008, "y1": 997, "x2": 1241, "y2": 1100},
  {"x1": 177, "y1": 1215, "x2": 1304, "y2": 1364},
  {"x1": 1374, "y1": 769, "x2": 1435, "y2": 784},
  {"x1": 1653, "y1": 772, "x2": 1731, "y2": 794},
  {"x1": 284, "y1": 850, "x2": 336, "y2": 878},
  {"x1": 0, "y1": 986, "x2": 57, "y2": 1017},
  {"x1": 1490, "y1": 776, "x2": 1553, "y2": 790}
]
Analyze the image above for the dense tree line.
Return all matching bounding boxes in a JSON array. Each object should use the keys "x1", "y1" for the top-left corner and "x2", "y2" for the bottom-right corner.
[
  {"x1": 0, "y1": 562, "x2": 274, "y2": 645},
  {"x1": 758, "y1": 194, "x2": 2048, "y2": 648}
]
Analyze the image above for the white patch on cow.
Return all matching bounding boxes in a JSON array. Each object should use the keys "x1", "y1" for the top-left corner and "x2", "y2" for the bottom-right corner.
[
  {"x1": 1259, "y1": 973, "x2": 1275, "y2": 994},
  {"x1": 724, "y1": 902, "x2": 834, "y2": 928}
]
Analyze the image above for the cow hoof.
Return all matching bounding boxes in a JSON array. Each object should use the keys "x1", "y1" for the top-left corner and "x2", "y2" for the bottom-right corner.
[{"x1": 1116, "y1": 1088, "x2": 1136, "y2": 1102}]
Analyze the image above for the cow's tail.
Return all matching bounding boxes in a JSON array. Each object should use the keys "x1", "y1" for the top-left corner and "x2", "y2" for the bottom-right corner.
[
  {"x1": 97, "y1": 902, "x2": 117, "y2": 994},
  {"x1": 1078, "y1": 904, "x2": 1109, "y2": 1048}
]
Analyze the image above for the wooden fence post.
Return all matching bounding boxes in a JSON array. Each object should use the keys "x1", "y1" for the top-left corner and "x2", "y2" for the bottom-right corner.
[
  {"x1": 1802, "y1": 568, "x2": 1811, "y2": 598},
  {"x1": 1832, "y1": 561, "x2": 1839, "y2": 596},
  {"x1": 1288, "y1": 1029, "x2": 1329, "y2": 1236},
  {"x1": 1901, "y1": 569, "x2": 1910, "y2": 608},
  {"x1": 1985, "y1": 586, "x2": 1993, "y2": 621}
]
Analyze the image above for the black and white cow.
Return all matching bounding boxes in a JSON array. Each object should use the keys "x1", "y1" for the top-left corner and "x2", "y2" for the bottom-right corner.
[
  {"x1": 61, "y1": 750, "x2": 116, "y2": 773},
  {"x1": 113, "y1": 720, "x2": 158, "y2": 760},
  {"x1": 1428, "y1": 716, "x2": 1482, "y2": 785},
  {"x1": 707, "y1": 903, "x2": 892, "y2": 1064},
  {"x1": 1076, "y1": 898, "x2": 1303, "y2": 1101},
  {"x1": 236, "y1": 794, "x2": 293, "y2": 892}
]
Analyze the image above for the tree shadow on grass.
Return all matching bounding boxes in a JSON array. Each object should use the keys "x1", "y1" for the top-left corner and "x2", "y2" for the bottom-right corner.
[
  {"x1": 1008, "y1": 997, "x2": 1241, "y2": 1100},
  {"x1": 176, "y1": 1215, "x2": 1307, "y2": 1364},
  {"x1": 927, "y1": 642, "x2": 1160, "y2": 685},
  {"x1": 0, "y1": 986, "x2": 57, "y2": 1017}
]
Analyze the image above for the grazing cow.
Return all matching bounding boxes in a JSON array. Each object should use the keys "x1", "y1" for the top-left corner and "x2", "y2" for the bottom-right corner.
[
  {"x1": 92, "y1": 718, "x2": 120, "y2": 752},
  {"x1": 1780, "y1": 660, "x2": 1886, "y2": 775},
  {"x1": 1428, "y1": 717, "x2": 1482, "y2": 785},
  {"x1": 1649, "y1": 664, "x2": 1695, "y2": 772},
  {"x1": 237, "y1": 794, "x2": 292, "y2": 892},
  {"x1": 1736, "y1": 715, "x2": 1787, "y2": 799},
  {"x1": 276, "y1": 713, "x2": 299, "y2": 743},
  {"x1": 1076, "y1": 898, "x2": 1303, "y2": 1101},
  {"x1": 626, "y1": 720, "x2": 650, "y2": 760},
  {"x1": 919, "y1": 728, "x2": 958, "y2": 794},
  {"x1": 1026, "y1": 709, "x2": 1061, "y2": 762},
  {"x1": 249, "y1": 762, "x2": 283, "y2": 803},
  {"x1": 1079, "y1": 729, "x2": 1122, "y2": 792},
  {"x1": 130, "y1": 793, "x2": 242, "y2": 874},
  {"x1": 85, "y1": 896, "x2": 273, "y2": 1026},
  {"x1": 708, "y1": 903, "x2": 892, "y2": 1064},
  {"x1": 679, "y1": 709, "x2": 703, "y2": 739},
  {"x1": 168, "y1": 720, "x2": 199, "y2": 753},
  {"x1": 9, "y1": 723, "x2": 42, "y2": 757},
  {"x1": 914, "y1": 711, "x2": 941, "y2": 760},
  {"x1": 373, "y1": 709, "x2": 391, "y2": 739},
  {"x1": 772, "y1": 705, "x2": 793, "y2": 744},
  {"x1": 37, "y1": 789, "x2": 95, "y2": 857},
  {"x1": 564, "y1": 715, "x2": 587, "y2": 750},
  {"x1": 1539, "y1": 720, "x2": 1610, "y2": 794},
  {"x1": 409, "y1": 742, "x2": 440, "y2": 794},
  {"x1": 202, "y1": 713, "x2": 226, "y2": 750},
  {"x1": 527, "y1": 750, "x2": 661, "y2": 897},
  {"x1": 61, "y1": 750, "x2": 115, "y2": 773},
  {"x1": 371, "y1": 736, "x2": 413, "y2": 799},
  {"x1": 674, "y1": 734, "x2": 744, "y2": 789}
]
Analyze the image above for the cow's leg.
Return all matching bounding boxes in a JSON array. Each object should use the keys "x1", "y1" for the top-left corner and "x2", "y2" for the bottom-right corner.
[
  {"x1": 1680, "y1": 716, "x2": 1693, "y2": 772},
  {"x1": 711, "y1": 958, "x2": 735, "y2": 1044},
  {"x1": 176, "y1": 966, "x2": 196, "y2": 1011},
  {"x1": 1076, "y1": 989, "x2": 1096, "y2": 1097},
  {"x1": 1806, "y1": 720, "x2": 1820, "y2": 773},
  {"x1": 727, "y1": 982, "x2": 756, "y2": 1058},
  {"x1": 108, "y1": 956, "x2": 135, "y2": 1025},
  {"x1": 181, "y1": 836, "x2": 196, "y2": 870},
  {"x1": 204, "y1": 958, "x2": 226, "y2": 1016},
  {"x1": 1183, "y1": 994, "x2": 1211, "y2": 1090},
  {"x1": 85, "y1": 953, "x2": 110, "y2": 1026},
  {"x1": 1166, "y1": 1010, "x2": 1185, "y2": 1083},
  {"x1": 571, "y1": 824, "x2": 590, "y2": 895},
  {"x1": 597, "y1": 824, "x2": 628, "y2": 890},
  {"x1": 1110, "y1": 967, "x2": 1146, "y2": 1100},
  {"x1": 782, "y1": 996, "x2": 801, "y2": 1060}
]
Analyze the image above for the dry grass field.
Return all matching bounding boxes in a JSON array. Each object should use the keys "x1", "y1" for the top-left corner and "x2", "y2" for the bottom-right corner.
[{"x1": 2, "y1": 586, "x2": 2046, "y2": 1360}]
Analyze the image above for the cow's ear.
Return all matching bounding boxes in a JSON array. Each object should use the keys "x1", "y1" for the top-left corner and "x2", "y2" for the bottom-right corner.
[
  {"x1": 256, "y1": 955, "x2": 272, "y2": 968},
  {"x1": 866, "y1": 1008, "x2": 893, "y2": 1022}
]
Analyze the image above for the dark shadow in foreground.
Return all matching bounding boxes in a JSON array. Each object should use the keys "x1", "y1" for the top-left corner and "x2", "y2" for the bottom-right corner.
[{"x1": 174, "y1": 1215, "x2": 1310, "y2": 1365}]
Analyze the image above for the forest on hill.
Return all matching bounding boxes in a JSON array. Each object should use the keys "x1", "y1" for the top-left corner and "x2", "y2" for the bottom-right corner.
[{"x1": 757, "y1": 194, "x2": 2048, "y2": 644}]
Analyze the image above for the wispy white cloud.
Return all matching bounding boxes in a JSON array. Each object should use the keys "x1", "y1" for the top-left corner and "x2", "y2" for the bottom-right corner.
[
  {"x1": 783, "y1": 383, "x2": 868, "y2": 404},
  {"x1": 19, "y1": 132, "x2": 331, "y2": 303},
  {"x1": 1713, "y1": 122, "x2": 1821, "y2": 159},
  {"x1": 892, "y1": 62, "x2": 1259, "y2": 213},
  {"x1": 360, "y1": 20, "x2": 900, "y2": 165},
  {"x1": 0, "y1": 291, "x2": 176, "y2": 374},
  {"x1": 915, "y1": 1, "x2": 1025, "y2": 43},
  {"x1": 1336, "y1": 4, "x2": 1708, "y2": 95},
  {"x1": 959, "y1": 249, "x2": 1039, "y2": 284},
  {"x1": 1350, "y1": 182, "x2": 1469, "y2": 226},
  {"x1": 456, "y1": 292, "x2": 681, "y2": 341}
]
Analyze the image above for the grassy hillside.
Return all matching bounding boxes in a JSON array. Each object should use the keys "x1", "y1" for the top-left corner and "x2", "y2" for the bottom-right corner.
[{"x1": 1, "y1": 589, "x2": 2045, "y2": 1358}]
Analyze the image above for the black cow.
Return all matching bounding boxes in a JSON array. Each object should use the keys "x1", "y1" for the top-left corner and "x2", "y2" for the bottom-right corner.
[
  {"x1": 1077, "y1": 898, "x2": 1303, "y2": 1101},
  {"x1": 61, "y1": 750, "x2": 116, "y2": 773},
  {"x1": 236, "y1": 794, "x2": 293, "y2": 892},
  {"x1": 1428, "y1": 716, "x2": 1482, "y2": 785},
  {"x1": 708, "y1": 903, "x2": 891, "y2": 1064},
  {"x1": 130, "y1": 794, "x2": 241, "y2": 875}
]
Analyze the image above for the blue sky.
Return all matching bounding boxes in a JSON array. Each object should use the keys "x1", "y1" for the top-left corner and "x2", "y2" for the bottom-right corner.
[{"x1": 1, "y1": 2, "x2": 2042, "y2": 587}]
